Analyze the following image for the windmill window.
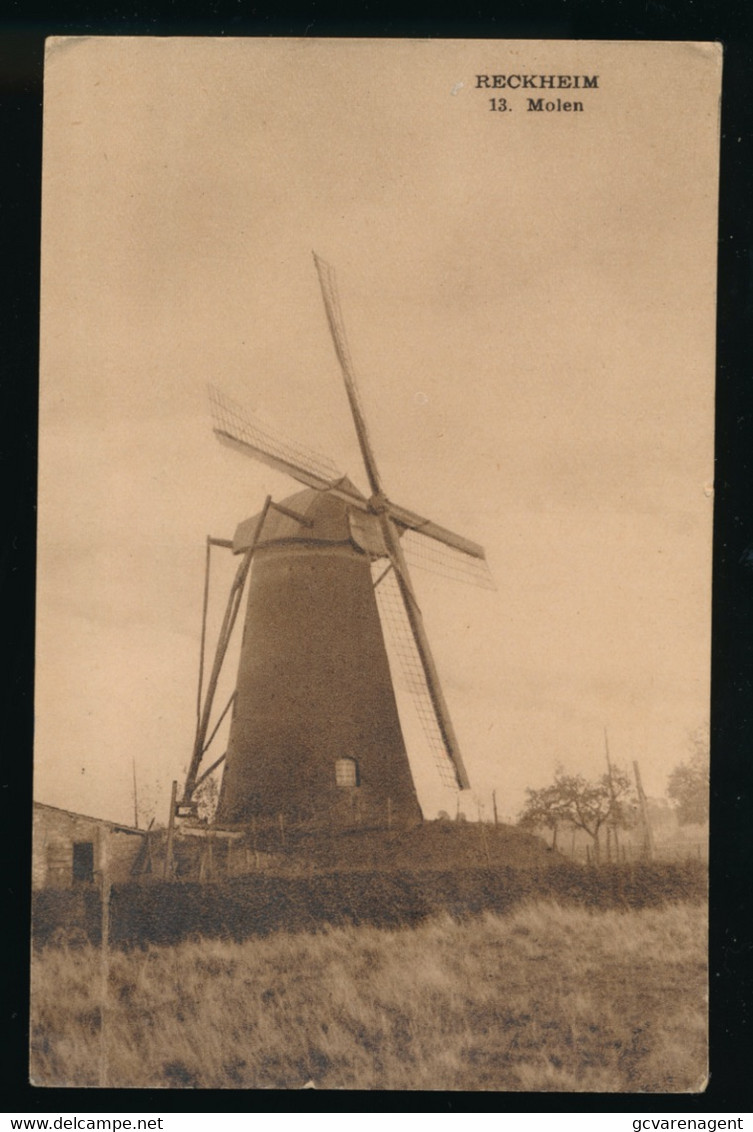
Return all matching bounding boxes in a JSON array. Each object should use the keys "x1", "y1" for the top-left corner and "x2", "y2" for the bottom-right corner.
[
  {"x1": 72, "y1": 841, "x2": 94, "y2": 884},
  {"x1": 335, "y1": 757, "x2": 359, "y2": 788}
]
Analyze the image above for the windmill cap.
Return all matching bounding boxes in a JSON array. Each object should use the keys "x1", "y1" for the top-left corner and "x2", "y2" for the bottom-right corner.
[{"x1": 233, "y1": 480, "x2": 369, "y2": 553}]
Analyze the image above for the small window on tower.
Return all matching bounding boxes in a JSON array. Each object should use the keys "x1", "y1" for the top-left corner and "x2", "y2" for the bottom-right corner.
[{"x1": 335, "y1": 757, "x2": 359, "y2": 788}]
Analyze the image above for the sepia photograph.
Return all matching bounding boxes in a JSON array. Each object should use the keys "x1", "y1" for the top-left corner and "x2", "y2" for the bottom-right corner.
[{"x1": 31, "y1": 37, "x2": 721, "y2": 1091}]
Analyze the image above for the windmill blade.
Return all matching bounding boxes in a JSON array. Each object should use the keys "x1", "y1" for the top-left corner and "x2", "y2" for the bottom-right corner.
[
  {"x1": 401, "y1": 528, "x2": 496, "y2": 591},
  {"x1": 373, "y1": 563, "x2": 462, "y2": 791},
  {"x1": 313, "y1": 254, "x2": 473, "y2": 789},
  {"x1": 209, "y1": 384, "x2": 343, "y2": 493},
  {"x1": 312, "y1": 258, "x2": 487, "y2": 564},
  {"x1": 375, "y1": 509, "x2": 471, "y2": 790},
  {"x1": 387, "y1": 500, "x2": 486, "y2": 561},
  {"x1": 313, "y1": 253, "x2": 384, "y2": 498}
]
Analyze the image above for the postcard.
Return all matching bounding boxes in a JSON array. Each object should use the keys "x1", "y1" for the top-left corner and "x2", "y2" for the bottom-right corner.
[{"x1": 32, "y1": 37, "x2": 720, "y2": 1090}]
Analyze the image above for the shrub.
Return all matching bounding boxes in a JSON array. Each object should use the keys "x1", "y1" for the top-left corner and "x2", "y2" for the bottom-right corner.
[{"x1": 33, "y1": 861, "x2": 707, "y2": 949}]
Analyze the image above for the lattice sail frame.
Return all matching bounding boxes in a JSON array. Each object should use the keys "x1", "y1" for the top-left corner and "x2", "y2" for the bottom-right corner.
[
  {"x1": 209, "y1": 384, "x2": 342, "y2": 487},
  {"x1": 372, "y1": 563, "x2": 460, "y2": 790},
  {"x1": 401, "y1": 529, "x2": 496, "y2": 591}
]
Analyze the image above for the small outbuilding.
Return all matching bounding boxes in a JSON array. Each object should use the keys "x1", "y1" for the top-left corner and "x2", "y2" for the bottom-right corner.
[{"x1": 32, "y1": 801, "x2": 147, "y2": 890}]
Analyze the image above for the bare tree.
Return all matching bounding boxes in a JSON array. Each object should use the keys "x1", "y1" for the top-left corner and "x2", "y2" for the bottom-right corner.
[
  {"x1": 518, "y1": 781, "x2": 568, "y2": 849},
  {"x1": 519, "y1": 765, "x2": 635, "y2": 860},
  {"x1": 667, "y1": 726, "x2": 709, "y2": 825}
]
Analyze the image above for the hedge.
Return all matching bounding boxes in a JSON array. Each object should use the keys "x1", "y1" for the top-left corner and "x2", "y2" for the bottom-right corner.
[{"x1": 31, "y1": 861, "x2": 707, "y2": 948}]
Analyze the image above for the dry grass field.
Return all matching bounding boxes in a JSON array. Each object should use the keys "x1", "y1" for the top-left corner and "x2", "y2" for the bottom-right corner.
[{"x1": 30, "y1": 900, "x2": 707, "y2": 1091}]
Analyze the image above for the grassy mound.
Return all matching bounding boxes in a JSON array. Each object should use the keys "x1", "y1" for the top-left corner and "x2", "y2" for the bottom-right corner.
[{"x1": 256, "y1": 819, "x2": 563, "y2": 872}]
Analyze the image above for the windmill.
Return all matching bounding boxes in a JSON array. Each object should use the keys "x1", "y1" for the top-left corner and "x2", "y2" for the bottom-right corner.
[{"x1": 180, "y1": 255, "x2": 493, "y2": 831}]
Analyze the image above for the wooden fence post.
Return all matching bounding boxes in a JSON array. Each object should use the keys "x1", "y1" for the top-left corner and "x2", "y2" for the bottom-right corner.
[
  {"x1": 251, "y1": 815, "x2": 260, "y2": 869},
  {"x1": 99, "y1": 829, "x2": 110, "y2": 1088},
  {"x1": 633, "y1": 760, "x2": 655, "y2": 861},
  {"x1": 480, "y1": 820, "x2": 492, "y2": 866},
  {"x1": 163, "y1": 779, "x2": 178, "y2": 879}
]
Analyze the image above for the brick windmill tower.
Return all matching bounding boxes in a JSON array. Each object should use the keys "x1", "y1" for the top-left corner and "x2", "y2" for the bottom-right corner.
[{"x1": 179, "y1": 256, "x2": 492, "y2": 831}]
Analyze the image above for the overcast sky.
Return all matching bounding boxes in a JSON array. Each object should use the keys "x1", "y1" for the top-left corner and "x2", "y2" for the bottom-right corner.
[{"x1": 36, "y1": 38, "x2": 721, "y2": 825}]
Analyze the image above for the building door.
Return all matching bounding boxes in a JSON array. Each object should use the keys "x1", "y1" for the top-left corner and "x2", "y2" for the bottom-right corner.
[{"x1": 72, "y1": 841, "x2": 94, "y2": 884}]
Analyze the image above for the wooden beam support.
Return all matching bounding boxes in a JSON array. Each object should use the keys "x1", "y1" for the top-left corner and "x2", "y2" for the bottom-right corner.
[{"x1": 182, "y1": 497, "x2": 272, "y2": 805}]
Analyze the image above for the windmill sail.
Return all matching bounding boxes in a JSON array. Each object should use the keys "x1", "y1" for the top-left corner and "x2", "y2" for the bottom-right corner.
[
  {"x1": 373, "y1": 564, "x2": 461, "y2": 790},
  {"x1": 211, "y1": 382, "x2": 492, "y2": 585},
  {"x1": 387, "y1": 501, "x2": 486, "y2": 561},
  {"x1": 313, "y1": 252, "x2": 474, "y2": 791},
  {"x1": 313, "y1": 253, "x2": 384, "y2": 498},
  {"x1": 209, "y1": 384, "x2": 343, "y2": 491},
  {"x1": 401, "y1": 528, "x2": 496, "y2": 590}
]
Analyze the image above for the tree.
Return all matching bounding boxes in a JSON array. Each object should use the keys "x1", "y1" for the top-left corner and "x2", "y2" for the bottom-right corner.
[
  {"x1": 667, "y1": 734, "x2": 709, "y2": 825},
  {"x1": 519, "y1": 765, "x2": 635, "y2": 860},
  {"x1": 518, "y1": 781, "x2": 567, "y2": 849},
  {"x1": 194, "y1": 774, "x2": 220, "y2": 824}
]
